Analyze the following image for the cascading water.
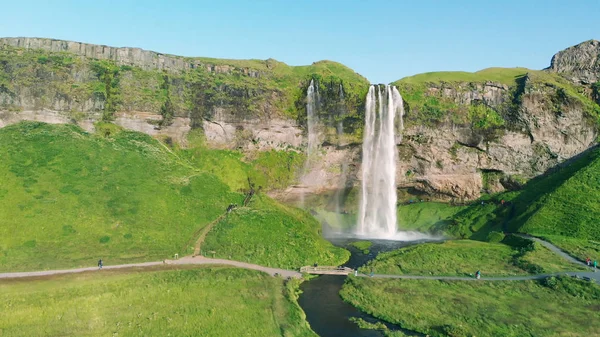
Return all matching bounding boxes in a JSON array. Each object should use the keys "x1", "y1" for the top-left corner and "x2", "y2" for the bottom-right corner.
[
  {"x1": 299, "y1": 80, "x2": 320, "y2": 208},
  {"x1": 306, "y1": 79, "x2": 319, "y2": 158},
  {"x1": 356, "y1": 85, "x2": 404, "y2": 237}
]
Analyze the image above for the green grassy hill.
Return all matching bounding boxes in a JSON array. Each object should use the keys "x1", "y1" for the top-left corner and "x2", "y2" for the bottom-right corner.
[
  {"x1": 0, "y1": 121, "x2": 347, "y2": 272},
  {"x1": 446, "y1": 146, "x2": 600, "y2": 260},
  {"x1": 203, "y1": 195, "x2": 350, "y2": 269}
]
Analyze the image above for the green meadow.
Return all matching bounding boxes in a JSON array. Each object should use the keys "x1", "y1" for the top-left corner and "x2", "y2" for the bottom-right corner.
[
  {"x1": 341, "y1": 276, "x2": 600, "y2": 337},
  {"x1": 0, "y1": 266, "x2": 316, "y2": 337}
]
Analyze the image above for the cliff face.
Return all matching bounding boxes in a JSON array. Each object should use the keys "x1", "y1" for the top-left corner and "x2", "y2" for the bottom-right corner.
[
  {"x1": 396, "y1": 75, "x2": 597, "y2": 200},
  {"x1": 0, "y1": 37, "x2": 263, "y2": 74},
  {"x1": 1, "y1": 37, "x2": 599, "y2": 202},
  {"x1": 549, "y1": 39, "x2": 600, "y2": 85}
]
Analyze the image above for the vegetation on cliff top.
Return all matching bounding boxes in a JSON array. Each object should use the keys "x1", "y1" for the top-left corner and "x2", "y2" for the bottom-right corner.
[
  {"x1": 393, "y1": 67, "x2": 600, "y2": 132},
  {"x1": 0, "y1": 267, "x2": 316, "y2": 337},
  {"x1": 0, "y1": 44, "x2": 370, "y2": 139}
]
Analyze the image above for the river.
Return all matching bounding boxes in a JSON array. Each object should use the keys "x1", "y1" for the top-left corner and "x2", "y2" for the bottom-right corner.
[{"x1": 298, "y1": 238, "x2": 428, "y2": 337}]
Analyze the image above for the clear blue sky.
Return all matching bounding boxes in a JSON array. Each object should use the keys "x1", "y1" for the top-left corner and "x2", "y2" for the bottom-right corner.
[{"x1": 1, "y1": 0, "x2": 598, "y2": 83}]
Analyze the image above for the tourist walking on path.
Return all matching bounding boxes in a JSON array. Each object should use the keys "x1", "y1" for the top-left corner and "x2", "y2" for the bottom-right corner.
[
  {"x1": 475, "y1": 270, "x2": 481, "y2": 279},
  {"x1": 594, "y1": 260, "x2": 597, "y2": 272},
  {"x1": 98, "y1": 259, "x2": 103, "y2": 270},
  {"x1": 586, "y1": 257, "x2": 591, "y2": 266}
]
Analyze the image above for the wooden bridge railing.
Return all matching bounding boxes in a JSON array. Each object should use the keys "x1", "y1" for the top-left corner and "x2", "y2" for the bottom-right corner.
[{"x1": 300, "y1": 266, "x2": 354, "y2": 274}]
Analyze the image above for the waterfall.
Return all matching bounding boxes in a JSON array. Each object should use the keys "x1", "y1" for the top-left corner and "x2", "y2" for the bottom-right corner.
[
  {"x1": 306, "y1": 79, "x2": 319, "y2": 158},
  {"x1": 299, "y1": 79, "x2": 320, "y2": 208},
  {"x1": 356, "y1": 85, "x2": 404, "y2": 236}
]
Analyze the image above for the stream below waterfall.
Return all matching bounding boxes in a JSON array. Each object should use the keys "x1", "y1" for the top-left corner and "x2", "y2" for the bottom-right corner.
[{"x1": 298, "y1": 238, "x2": 428, "y2": 337}]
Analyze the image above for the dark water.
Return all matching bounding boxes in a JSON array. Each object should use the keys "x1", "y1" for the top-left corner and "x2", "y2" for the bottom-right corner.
[{"x1": 298, "y1": 238, "x2": 429, "y2": 337}]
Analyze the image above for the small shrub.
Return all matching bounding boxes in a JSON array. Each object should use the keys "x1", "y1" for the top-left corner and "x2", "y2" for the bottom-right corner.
[
  {"x1": 487, "y1": 231, "x2": 505, "y2": 243},
  {"x1": 99, "y1": 236, "x2": 111, "y2": 244},
  {"x1": 542, "y1": 276, "x2": 559, "y2": 290}
]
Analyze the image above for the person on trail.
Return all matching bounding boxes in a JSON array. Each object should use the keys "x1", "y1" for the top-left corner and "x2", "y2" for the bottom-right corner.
[
  {"x1": 475, "y1": 270, "x2": 481, "y2": 279},
  {"x1": 594, "y1": 260, "x2": 598, "y2": 271},
  {"x1": 587, "y1": 257, "x2": 592, "y2": 266},
  {"x1": 98, "y1": 259, "x2": 103, "y2": 270}
]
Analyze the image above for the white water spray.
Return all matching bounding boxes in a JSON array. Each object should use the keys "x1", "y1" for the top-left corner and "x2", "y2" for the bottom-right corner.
[{"x1": 356, "y1": 85, "x2": 404, "y2": 237}]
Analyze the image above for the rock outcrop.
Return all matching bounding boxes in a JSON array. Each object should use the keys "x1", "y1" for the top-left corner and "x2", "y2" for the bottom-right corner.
[
  {"x1": 549, "y1": 39, "x2": 600, "y2": 84},
  {"x1": 0, "y1": 37, "x2": 262, "y2": 75}
]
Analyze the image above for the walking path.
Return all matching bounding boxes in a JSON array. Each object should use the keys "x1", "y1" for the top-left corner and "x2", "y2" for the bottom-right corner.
[
  {"x1": 360, "y1": 271, "x2": 600, "y2": 282},
  {"x1": 0, "y1": 236, "x2": 597, "y2": 282},
  {"x1": 0, "y1": 256, "x2": 302, "y2": 280},
  {"x1": 515, "y1": 233, "x2": 586, "y2": 266}
]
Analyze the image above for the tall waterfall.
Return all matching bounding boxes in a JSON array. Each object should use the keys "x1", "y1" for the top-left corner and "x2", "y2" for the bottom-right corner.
[
  {"x1": 306, "y1": 79, "x2": 319, "y2": 157},
  {"x1": 356, "y1": 85, "x2": 404, "y2": 236},
  {"x1": 299, "y1": 80, "x2": 320, "y2": 208}
]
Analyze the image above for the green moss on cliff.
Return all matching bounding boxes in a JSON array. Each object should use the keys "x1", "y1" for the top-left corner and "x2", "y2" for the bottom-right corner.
[
  {"x1": 393, "y1": 67, "x2": 600, "y2": 132},
  {"x1": 0, "y1": 44, "x2": 370, "y2": 140}
]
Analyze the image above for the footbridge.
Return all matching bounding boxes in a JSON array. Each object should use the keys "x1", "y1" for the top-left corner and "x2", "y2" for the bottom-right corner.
[{"x1": 300, "y1": 266, "x2": 355, "y2": 275}]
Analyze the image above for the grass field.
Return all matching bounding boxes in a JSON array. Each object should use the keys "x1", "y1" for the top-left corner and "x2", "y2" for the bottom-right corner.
[
  {"x1": 202, "y1": 195, "x2": 350, "y2": 269},
  {"x1": 361, "y1": 239, "x2": 585, "y2": 277},
  {"x1": 0, "y1": 122, "x2": 242, "y2": 272},
  {"x1": 0, "y1": 266, "x2": 316, "y2": 337},
  {"x1": 341, "y1": 276, "x2": 600, "y2": 337}
]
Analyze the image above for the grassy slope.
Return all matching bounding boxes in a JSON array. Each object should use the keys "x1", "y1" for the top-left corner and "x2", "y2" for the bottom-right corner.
[
  {"x1": 0, "y1": 122, "x2": 347, "y2": 272},
  {"x1": 203, "y1": 195, "x2": 350, "y2": 269},
  {"x1": 180, "y1": 131, "x2": 306, "y2": 193},
  {"x1": 396, "y1": 202, "x2": 466, "y2": 232},
  {"x1": 0, "y1": 266, "x2": 316, "y2": 337},
  {"x1": 447, "y1": 146, "x2": 600, "y2": 260},
  {"x1": 341, "y1": 276, "x2": 600, "y2": 337},
  {"x1": 0, "y1": 122, "x2": 241, "y2": 272},
  {"x1": 361, "y1": 240, "x2": 585, "y2": 277}
]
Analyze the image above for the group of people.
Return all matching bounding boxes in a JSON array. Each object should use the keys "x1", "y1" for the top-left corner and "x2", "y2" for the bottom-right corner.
[{"x1": 585, "y1": 257, "x2": 597, "y2": 270}]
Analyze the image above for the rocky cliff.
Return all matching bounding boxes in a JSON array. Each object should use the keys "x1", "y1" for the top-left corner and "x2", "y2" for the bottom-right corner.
[
  {"x1": 1, "y1": 37, "x2": 599, "y2": 203},
  {"x1": 549, "y1": 39, "x2": 600, "y2": 85}
]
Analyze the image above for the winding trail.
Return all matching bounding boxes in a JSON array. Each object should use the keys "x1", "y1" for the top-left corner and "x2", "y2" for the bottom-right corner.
[
  {"x1": 0, "y1": 256, "x2": 302, "y2": 280},
  {"x1": 359, "y1": 271, "x2": 600, "y2": 282},
  {"x1": 515, "y1": 233, "x2": 586, "y2": 266},
  {"x1": 0, "y1": 236, "x2": 597, "y2": 282}
]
